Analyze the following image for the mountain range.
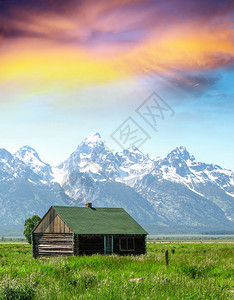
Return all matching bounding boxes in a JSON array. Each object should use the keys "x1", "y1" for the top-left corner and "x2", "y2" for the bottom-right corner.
[{"x1": 0, "y1": 132, "x2": 233, "y2": 234}]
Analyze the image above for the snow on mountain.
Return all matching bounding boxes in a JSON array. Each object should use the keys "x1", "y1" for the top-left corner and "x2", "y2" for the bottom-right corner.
[
  {"x1": 0, "y1": 149, "x2": 15, "y2": 179},
  {"x1": 0, "y1": 148, "x2": 40, "y2": 183},
  {"x1": 138, "y1": 146, "x2": 234, "y2": 222},
  {"x1": 53, "y1": 133, "x2": 123, "y2": 199},
  {"x1": 0, "y1": 148, "x2": 14, "y2": 163},
  {"x1": 152, "y1": 146, "x2": 234, "y2": 197},
  {"x1": 115, "y1": 146, "x2": 155, "y2": 185},
  {"x1": 0, "y1": 148, "x2": 69, "y2": 227},
  {"x1": 14, "y1": 146, "x2": 52, "y2": 182},
  {"x1": 53, "y1": 134, "x2": 155, "y2": 190},
  {"x1": 55, "y1": 133, "x2": 119, "y2": 182}
]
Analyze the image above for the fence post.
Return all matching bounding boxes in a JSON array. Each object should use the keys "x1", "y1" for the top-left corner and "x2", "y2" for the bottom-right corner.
[{"x1": 165, "y1": 249, "x2": 169, "y2": 266}]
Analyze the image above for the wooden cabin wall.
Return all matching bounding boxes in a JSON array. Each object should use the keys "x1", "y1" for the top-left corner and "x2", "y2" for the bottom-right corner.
[
  {"x1": 113, "y1": 235, "x2": 146, "y2": 255},
  {"x1": 32, "y1": 234, "x2": 146, "y2": 257},
  {"x1": 75, "y1": 235, "x2": 146, "y2": 256},
  {"x1": 73, "y1": 234, "x2": 79, "y2": 256},
  {"x1": 34, "y1": 208, "x2": 72, "y2": 234},
  {"x1": 33, "y1": 233, "x2": 73, "y2": 257},
  {"x1": 77, "y1": 235, "x2": 104, "y2": 255}
]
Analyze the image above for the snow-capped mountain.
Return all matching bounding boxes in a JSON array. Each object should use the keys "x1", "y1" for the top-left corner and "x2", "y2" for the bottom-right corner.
[
  {"x1": 154, "y1": 146, "x2": 234, "y2": 194},
  {"x1": 150, "y1": 147, "x2": 234, "y2": 221},
  {"x1": 56, "y1": 132, "x2": 121, "y2": 183},
  {"x1": 53, "y1": 133, "x2": 156, "y2": 199},
  {"x1": 14, "y1": 146, "x2": 52, "y2": 182},
  {"x1": 0, "y1": 133, "x2": 234, "y2": 233},
  {"x1": 115, "y1": 146, "x2": 156, "y2": 185},
  {"x1": 0, "y1": 148, "x2": 69, "y2": 227},
  {"x1": 0, "y1": 148, "x2": 40, "y2": 183}
]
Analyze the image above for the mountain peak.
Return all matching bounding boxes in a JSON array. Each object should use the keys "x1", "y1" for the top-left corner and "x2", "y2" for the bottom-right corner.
[
  {"x1": 116, "y1": 145, "x2": 150, "y2": 166},
  {"x1": 128, "y1": 145, "x2": 141, "y2": 153},
  {"x1": 83, "y1": 132, "x2": 102, "y2": 144},
  {"x1": 75, "y1": 132, "x2": 104, "y2": 152},
  {"x1": 18, "y1": 145, "x2": 38, "y2": 153},
  {"x1": 15, "y1": 145, "x2": 40, "y2": 160},
  {"x1": 14, "y1": 145, "x2": 50, "y2": 170},
  {"x1": 14, "y1": 145, "x2": 52, "y2": 181},
  {"x1": 177, "y1": 146, "x2": 187, "y2": 151},
  {"x1": 126, "y1": 145, "x2": 149, "y2": 160},
  {"x1": 169, "y1": 146, "x2": 192, "y2": 161},
  {"x1": 0, "y1": 148, "x2": 13, "y2": 161}
]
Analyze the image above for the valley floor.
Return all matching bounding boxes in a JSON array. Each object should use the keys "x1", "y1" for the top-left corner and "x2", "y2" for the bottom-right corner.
[{"x1": 0, "y1": 242, "x2": 233, "y2": 299}]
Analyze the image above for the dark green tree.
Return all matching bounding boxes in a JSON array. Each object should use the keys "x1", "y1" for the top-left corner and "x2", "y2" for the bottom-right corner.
[{"x1": 23, "y1": 215, "x2": 41, "y2": 244}]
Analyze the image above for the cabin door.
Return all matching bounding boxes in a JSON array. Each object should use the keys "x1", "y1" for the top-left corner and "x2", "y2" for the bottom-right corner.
[{"x1": 104, "y1": 235, "x2": 113, "y2": 254}]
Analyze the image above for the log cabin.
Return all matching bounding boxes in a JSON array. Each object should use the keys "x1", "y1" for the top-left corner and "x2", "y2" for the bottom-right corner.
[{"x1": 32, "y1": 203, "x2": 148, "y2": 257}]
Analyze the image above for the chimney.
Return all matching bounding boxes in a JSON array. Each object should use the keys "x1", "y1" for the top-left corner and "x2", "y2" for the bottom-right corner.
[{"x1": 85, "y1": 202, "x2": 92, "y2": 208}]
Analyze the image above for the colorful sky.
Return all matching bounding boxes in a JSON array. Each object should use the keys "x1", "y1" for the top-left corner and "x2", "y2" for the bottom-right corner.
[{"x1": 0, "y1": 0, "x2": 234, "y2": 169}]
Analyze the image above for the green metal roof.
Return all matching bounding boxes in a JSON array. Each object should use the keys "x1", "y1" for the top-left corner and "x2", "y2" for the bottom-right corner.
[{"x1": 53, "y1": 206, "x2": 148, "y2": 235}]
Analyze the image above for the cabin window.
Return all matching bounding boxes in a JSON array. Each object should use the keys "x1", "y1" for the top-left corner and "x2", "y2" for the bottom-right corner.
[
  {"x1": 120, "y1": 238, "x2": 127, "y2": 250},
  {"x1": 128, "y1": 238, "x2": 134, "y2": 250},
  {"x1": 119, "y1": 237, "x2": 135, "y2": 251}
]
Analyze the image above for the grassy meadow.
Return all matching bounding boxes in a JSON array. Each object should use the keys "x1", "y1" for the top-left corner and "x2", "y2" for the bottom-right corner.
[{"x1": 0, "y1": 242, "x2": 233, "y2": 299}]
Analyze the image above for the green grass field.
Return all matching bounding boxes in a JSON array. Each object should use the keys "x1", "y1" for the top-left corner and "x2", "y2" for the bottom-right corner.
[{"x1": 0, "y1": 243, "x2": 233, "y2": 299}]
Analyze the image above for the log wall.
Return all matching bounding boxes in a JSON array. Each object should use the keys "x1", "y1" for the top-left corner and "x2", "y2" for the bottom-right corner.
[
  {"x1": 33, "y1": 233, "x2": 73, "y2": 257},
  {"x1": 34, "y1": 208, "x2": 72, "y2": 234},
  {"x1": 73, "y1": 234, "x2": 79, "y2": 256},
  {"x1": 74, "y1": 234, "x2": 146, "y2": 256},
  {"x1": 77, "y1": 235, "x2": 104, "y2": 255}
]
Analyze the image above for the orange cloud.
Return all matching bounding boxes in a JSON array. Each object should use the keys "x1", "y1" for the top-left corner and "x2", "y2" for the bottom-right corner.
[
  {"x1": 122, "y1": 20, "x2": 234, "y2": 76},
  {"x1": 0, "y1": 0, "x2": 233, "y2": 100},
  {"x1": 0, "y1": 40, "x2": 129, "y2": 91}
]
